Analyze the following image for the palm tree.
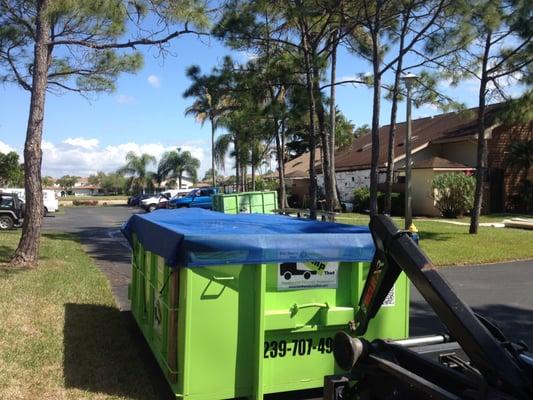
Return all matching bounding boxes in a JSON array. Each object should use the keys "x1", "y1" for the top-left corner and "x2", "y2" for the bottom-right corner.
[
  {"x1": 118, "y1": 152, "x2": 156, "y2": 194},
  {"x1": 506, "y1": 139, "x2": 533, "y2": 212},
  {"x1": 159, "y1": 149, "x2": 200, "y2": 189},
  {"x1": 148, "y1": 164, "x2": 166, "y2": 190},
  {"x1": 184, "y1": 65, "x2": 234, "y2": 187}
]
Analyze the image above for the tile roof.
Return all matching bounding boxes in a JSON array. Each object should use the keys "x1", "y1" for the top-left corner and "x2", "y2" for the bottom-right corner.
[
  {"x1": 331, "y1": 103, "x2": 504, "y2": 171},
  {"x1": 282, "y1": 148, "x2": 322, "y2": 179},
  {"x1": 405, "y1": 156, "x2": 475, "y2": 170}
]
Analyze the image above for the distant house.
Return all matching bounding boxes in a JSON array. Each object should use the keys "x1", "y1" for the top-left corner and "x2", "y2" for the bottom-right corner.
[
  {"x1": 70, "y1": 185, "x2": 98, "y2": 196},
  {"x1": 284, "y1": 149, "x2": 321, "y2": 206},
  {"x1": 317, "y1": 103, "x2": 532, "y2": 216},
  {"x1": 261, "y1": 149, "x2": 321, "y2": 207},
  {"x1": 66, "y1": 177, "x2": 96, "y2": 196},
  {"x1": 160, "y1": 176, "x2": 194, "y2": 190}
]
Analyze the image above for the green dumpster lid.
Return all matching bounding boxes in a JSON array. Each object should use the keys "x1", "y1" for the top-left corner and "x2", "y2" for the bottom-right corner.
[{"x1": 122, "y1": 208, "x2": 374, "y2": 267}]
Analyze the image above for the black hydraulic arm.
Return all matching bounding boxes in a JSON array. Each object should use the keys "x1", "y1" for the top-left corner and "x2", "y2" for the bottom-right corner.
[{"x1": 352, "y1": 215, "x2": 532, "y2": 398}]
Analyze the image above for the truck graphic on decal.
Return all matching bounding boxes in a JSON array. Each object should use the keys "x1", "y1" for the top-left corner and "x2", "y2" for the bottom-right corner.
[
  {"x1": 280, "y1": 262, "x2": 318, "y2": 280},
  {"x1": 280, "y1": 261, "x2": 328, "y2": 280},
  {"x1": 278, "y1": 261, "x2": 339, "y2": 290}
]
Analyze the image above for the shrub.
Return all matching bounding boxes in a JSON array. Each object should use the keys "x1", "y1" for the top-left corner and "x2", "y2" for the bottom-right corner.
[
  {"x1": 352, "y1": 188, "x2": 370, "y2": 212},
  {"x1": 254, "y1": 176, "x2": 279, "y2": 192},
  {"x1": 431, "y1": 173, "x2": 475, "y2": 218},
  {"x1": 352, "y1": 188, "x2": 405, "y2": 215},
  {"x1": 72, "y1": 200, "x2": 98, "y2": 206}
]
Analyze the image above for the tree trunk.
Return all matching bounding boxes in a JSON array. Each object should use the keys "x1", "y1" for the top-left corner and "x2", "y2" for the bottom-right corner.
[
  {"x1": 275, "y1": 121, "x2": 287, "y2": 209},
  {"x1": 251, "y1": 163, "x2": 256, "y2": 191},
  {"x1": 384, "y1": 100, "x2": 397, "y2": 215},
  {"x1": 314, "y1": 78, "x2": 333, "y2": 212},
  {"x1": 241, "y1": 164, "x2": 246, "y2": 192},
  {"x1": 280, "y1": 119, "x2": 287, "y2": 208},
  {"x1": 210, "y1": 119, "x2": 216, "y2": 187},
  {"x1": 178, "y1": 174, "x2": 182, "y2": 190},
  {"x1": 469, "y1": 32, "x2": 492, "y2": 234},
  {"x1": 329, "y1": 31, "x2": 341, "y2": 211},
  {"x1": 302, "y1": 34, "x2": 318, "y2": 220},
  {"x1": 11, "y1": 0, "x2": 51, "y2": 267},
  {"x1": 251, "y1": 144, "x2": 256, "y2": 191},
  {"x1": 369, "y1": 34, "x2": 382, "y2": 217},
  {"x1": 368, "y1": 0, "x2": 385, "y2": 217},
  {"x1": 235, "y1": 134, "x2": 240, "y2": 192},
  {"x1": 314, "y1": 61, "x2": 332, "y2": 212},
  {"x1": 384, "y1": 12, "x2": 408, "y2": 216},
  {"x1": 384, "y1": 70, "x2": 402, "y2": 215}
]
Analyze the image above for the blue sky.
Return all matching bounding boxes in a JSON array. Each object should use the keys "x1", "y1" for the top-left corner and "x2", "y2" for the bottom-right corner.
[{"x1": 0, "y1": 30, "x2": 522, "y2": 178}]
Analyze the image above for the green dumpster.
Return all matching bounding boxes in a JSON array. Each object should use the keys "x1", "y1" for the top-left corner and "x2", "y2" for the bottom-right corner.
[
  {"x1": 213, "y1": 191, "x2": 278, "y2": 214},
  {"x1": 122, "y1": 209, "x2": 409, "y2": 400}
]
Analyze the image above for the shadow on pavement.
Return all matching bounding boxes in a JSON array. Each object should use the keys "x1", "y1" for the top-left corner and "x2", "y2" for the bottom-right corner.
[
  {"x1": 44, "y1": 228, "x2": 131, "y2": 264},
  {"x1": 64, "y1": 303, "x2": 175, "y2": 400},
  {"x1": 79, "y1": 227, "x2": 131, "y2": 264},
  {"x1": 410, "y1": 301, "x2": 533, "y2": 349}
]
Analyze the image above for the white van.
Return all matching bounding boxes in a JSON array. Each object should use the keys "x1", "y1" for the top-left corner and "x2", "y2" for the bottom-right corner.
[{"x1": 0, "y1": 188, "x2": 59, "y2": 215}]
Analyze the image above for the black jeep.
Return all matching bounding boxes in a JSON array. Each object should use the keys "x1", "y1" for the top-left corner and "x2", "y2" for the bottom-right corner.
[{"x1": 0, "y1": 192, "x2": 24, "y2": 230}]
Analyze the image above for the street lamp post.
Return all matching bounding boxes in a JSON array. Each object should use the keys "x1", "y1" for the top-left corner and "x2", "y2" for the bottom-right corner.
[{"x1": 401, "y1": 74, "x2": 417, "y2": 231}]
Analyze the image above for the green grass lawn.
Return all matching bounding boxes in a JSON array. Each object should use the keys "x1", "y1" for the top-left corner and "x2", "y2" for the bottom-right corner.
[
  {"x1": 336, "y1": 213, "x2": 533, "y2": 266},
  {"x1": 0, "y1": 231, "x2": 158, "y2": 400}
]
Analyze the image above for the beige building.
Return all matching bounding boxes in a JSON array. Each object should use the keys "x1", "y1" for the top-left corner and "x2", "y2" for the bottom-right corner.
[
  {"x1": 404, "y1": 157, "x2": 475, "y2": 216},
  {"x1": 314, "y1": 103, "x2": 532, "y2": 216}
]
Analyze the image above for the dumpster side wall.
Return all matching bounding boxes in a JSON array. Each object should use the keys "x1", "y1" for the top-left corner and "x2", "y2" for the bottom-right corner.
[{"x1": 129, "y1": 237, "x2": 409, "y2": 400}]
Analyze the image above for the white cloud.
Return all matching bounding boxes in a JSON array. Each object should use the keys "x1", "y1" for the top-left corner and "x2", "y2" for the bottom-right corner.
[
  {"x1": 116, "y1": 94, "x2": 136, "y2": 104},
  {"x1": 0, "y1": 140, "x2": 16, "y2": 154},
  {"x1": 62, "y1": 137, "x2": 99, "y2": 149},
  {"x1": 41, "y1": 138, "x2": 206, "y2": 177},
  {"x1": 147, "y1": 74, "x2": 161, "y2": 88}
]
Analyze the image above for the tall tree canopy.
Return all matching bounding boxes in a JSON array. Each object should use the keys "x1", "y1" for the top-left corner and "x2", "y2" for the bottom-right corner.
[
  {"x1": 0, "y1": 0, "x2": 209, "y2": 266},
  {"x1": 184, "y1": 60, "x2": 235, "y2": 187},
  {"x1": 118, "y1": 152, "x2": 156, "y2": 194},
  {"x1": 158, "y1": 149, "x2": 201, "y2": 189}
]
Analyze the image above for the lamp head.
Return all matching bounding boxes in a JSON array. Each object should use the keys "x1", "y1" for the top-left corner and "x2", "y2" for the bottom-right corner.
[{"x1": 401, "y1": 73, "x2": 418, "y2": 89}]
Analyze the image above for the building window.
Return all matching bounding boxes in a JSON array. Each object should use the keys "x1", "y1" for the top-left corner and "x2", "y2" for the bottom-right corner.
[{"x1": 351, "y1": 176, "x2": 355, "y2": 182}]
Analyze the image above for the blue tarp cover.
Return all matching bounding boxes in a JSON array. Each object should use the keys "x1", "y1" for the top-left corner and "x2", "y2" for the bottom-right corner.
[{"x1": 121, "y1": 208, "x2": 374, "y2": 268}]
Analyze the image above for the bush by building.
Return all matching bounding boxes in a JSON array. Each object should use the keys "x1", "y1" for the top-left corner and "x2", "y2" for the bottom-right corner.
[{"x1": 431, "y1": 173, "x2": 475, "y2": 218}]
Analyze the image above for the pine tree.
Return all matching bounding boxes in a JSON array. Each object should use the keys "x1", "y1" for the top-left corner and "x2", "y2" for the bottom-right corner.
[{"x1": 0, "y1": 0, "x2": 208, "y2": 266}]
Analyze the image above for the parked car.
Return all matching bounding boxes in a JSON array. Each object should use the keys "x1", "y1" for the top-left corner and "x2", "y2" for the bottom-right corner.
[
  {"x1": 168, "y1": 187, "x2": 219, "y2": 209},
  {"x1": 141, "y1": 190, "x2": 184, "y2": 212},
  {"x1": 128, "y1": 194, "x2": 151, "y2": 207},
  {"x1": 0, "y1": 188, "x2": 58, "y2": 216},
  {"x1": 156, "y1": 189, "x2": 194, "y2": 210},
  {"x1": 0, "y1": 192, "x2": 24, "y2": 230}
]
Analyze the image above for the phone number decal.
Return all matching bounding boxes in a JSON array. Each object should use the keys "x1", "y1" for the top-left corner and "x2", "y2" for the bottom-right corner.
[{"x1": 264, "y1": 337, "x2": 333, "y2": 358}]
